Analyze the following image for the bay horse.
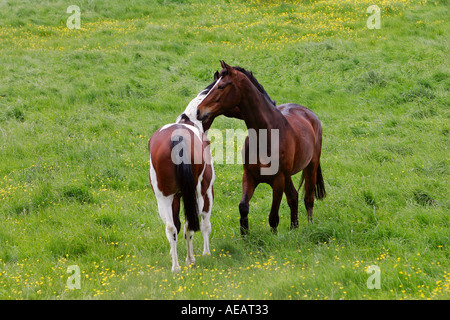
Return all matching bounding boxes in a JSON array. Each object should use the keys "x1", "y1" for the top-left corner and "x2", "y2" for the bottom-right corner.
[
  {"x1": 149, "y1": 73, "x2": 241, "y2": 272},
  {"x1": 196, "y1": 61, "x2": 326, "y2": 234}
]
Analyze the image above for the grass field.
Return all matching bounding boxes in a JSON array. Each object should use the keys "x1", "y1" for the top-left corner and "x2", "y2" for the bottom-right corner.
[{"x1": 0, "y1": 0, "x2": 448, "y2": 300}]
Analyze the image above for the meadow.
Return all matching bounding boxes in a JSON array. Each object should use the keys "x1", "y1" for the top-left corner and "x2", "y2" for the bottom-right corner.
[{"x1": 0, "y1": 0, "x2": 448, "y2": 300}]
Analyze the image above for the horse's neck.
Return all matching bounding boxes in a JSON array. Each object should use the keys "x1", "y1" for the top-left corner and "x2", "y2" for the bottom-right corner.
[
  {"x1": 178, "y1": 94, "x2": 208, "y2": 132},
  {"x1": 239, "y1": 82, "x2": 283, "y2": 131}
]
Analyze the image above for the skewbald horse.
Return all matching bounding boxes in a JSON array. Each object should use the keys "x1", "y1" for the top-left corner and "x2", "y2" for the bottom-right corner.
[
  {"x1": 149, "y1": 74, "x2": 242, "y2": 272},
  {"x1": 148, "y1": 81, "x2": 218, "y2": 272},
  {"x1": 197, "y1": 61, "x2": 326, "y2": 234}
]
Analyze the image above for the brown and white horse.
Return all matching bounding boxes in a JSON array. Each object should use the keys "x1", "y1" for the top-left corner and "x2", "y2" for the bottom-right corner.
[
  {"x1": 197, "y1": 61, "x2": 326, "y2": 234},
  {"x1": 148, "y1": 80, "x2": 220, "y2": 272}
]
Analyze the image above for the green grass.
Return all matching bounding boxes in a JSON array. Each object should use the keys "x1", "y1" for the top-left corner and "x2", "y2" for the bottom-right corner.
[{"x1": 0, "y1": 0, "x2": 449, "y2": 299}]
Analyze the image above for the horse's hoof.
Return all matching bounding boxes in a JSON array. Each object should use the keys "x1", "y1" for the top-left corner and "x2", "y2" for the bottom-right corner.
[
  {"x1": 240, "y1": 220, "x2": 249, "y2": 236},
  {"x1": 240, "y1": 227, "x2": 249, "y2": 237},
  {"x1": 172, "y1": 266, "x2": 181, "y2": 273},
  {"x1": 270, "y1": 227, "x2": 278, "y2": 234},
  {"x1": 290, "y1": 223, "x2": 299, "y2": 230}
]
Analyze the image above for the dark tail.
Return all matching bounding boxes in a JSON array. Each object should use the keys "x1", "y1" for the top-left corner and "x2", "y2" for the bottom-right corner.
[
  {"x1": 315, "y1": 164, "x2": 326, "y2": 200},
  {"x1": 298, "y1": 163, "x2": 326, "y2": 200},
  {"x1": 170, "y1": 136, "x2": 200, "y2": 232}
]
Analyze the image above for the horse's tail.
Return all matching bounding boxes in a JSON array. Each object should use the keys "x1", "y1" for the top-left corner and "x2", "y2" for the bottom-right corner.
[
  {"x1": 298, "y1": 163, "x2": 326, "y2": 200},
  {"x1": 315, "y1": 163, "x2": 326, "y2": 200},
  {"x1": 170, "y1": 136, "x2": 200, "y2": 232}
]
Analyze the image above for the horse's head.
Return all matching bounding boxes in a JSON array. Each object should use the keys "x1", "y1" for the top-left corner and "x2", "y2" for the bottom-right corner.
[{"x1": 196, "y1": 60, "x2": 243, "y2": 123}]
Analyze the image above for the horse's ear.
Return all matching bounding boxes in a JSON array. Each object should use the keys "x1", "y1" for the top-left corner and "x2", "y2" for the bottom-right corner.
[
  {"x1": 220, "y1": 60, "x2": 235, "y2": 75},
  {"x1": 213, "y1": 70, "x2": 220, "y2": 81}
]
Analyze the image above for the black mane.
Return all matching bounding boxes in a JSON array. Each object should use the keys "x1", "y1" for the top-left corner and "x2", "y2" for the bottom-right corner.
[
  {"x1": 201, "y1": 66, "x2": 276, "y2": 106},
  {"x1": 232, "y1": 66, "x2": 276, "y2": 106}
]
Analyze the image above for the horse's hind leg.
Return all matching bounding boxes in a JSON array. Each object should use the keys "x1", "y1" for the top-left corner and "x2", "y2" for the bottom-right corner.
[
  {"x1": 172, "y1": 194, "x2": 181, "y2": 234},
  {"x1": 303, "y1": 162, "x2": 318, "y2": 223},
  {"x1": 268, "y1": 174, "x2": 285, "y2": 233},
  {"x1": 157, "y1": 194, "x2": 181, "y2": 272},
  {"x1": 284, "y1": 176, "x2": 299, "y2": 229}
]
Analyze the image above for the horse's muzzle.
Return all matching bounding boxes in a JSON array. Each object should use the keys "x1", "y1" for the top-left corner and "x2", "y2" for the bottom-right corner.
[{"x1": 196, "y1": 109, "x2": 209, "y2": 122}]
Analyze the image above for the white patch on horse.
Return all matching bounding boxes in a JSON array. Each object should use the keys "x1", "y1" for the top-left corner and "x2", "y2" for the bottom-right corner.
[
  {"x1": 201, "y1": 166, "x2": 214, "y2": 256},
  {"x1": 202, "y1": 76, "x2": 222, "y2": 100},
  {"x1": 180, "y1": 77, "x2": 222, "y2": 132},
  {"x1": 181, "y1": 96, "x2": 205, "y2": 131},
  {"x1": 159, "y1": 122, "x2": 203, "y2": 142},
  {"x1": 160, "y1": 123, "x2": 175, "y2": 132}
]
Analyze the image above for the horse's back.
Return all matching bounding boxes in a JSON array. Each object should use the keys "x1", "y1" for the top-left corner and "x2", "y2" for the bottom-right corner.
[
  {"x1": 278, "y1": 104, "x2": 321, "y2": 132},
  {"x1": 277, "y1": 103, "x2": 323, "y2": 172},
  {"x1": 149, "y1": 124, "x2": 204, "y2": 195}
]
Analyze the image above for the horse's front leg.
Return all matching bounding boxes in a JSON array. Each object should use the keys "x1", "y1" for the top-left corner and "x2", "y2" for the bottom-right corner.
[
  {"x1": 239, "y1": 169, "x2": 258, "y2": 235},
  {"x1": 201, "y1": 186, "x2": 213, "y2": 256},
  {"x1": 268, "y1": 174, "x2": 285, "y2": 233}
]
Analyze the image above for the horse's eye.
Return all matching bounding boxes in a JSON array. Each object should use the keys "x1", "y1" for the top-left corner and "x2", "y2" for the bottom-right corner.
[{"x1": 218, "y1": 83, "x2": 229, "y2": 90}]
